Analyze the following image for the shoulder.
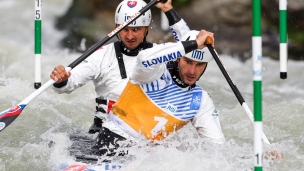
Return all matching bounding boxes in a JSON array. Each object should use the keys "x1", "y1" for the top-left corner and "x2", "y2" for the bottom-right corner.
[
  {"x1": 86, "y1": 43, "x2": 115, "y2": 62},
  {"x1": 191, "y1": 86, "x2": 212, "y2": 103},
  {"x1": 95, "y1": 43, "x2": 115, "y2": 54},
  {"x1": 194, "y1": 85, "x2": 211, "y2": 99}
]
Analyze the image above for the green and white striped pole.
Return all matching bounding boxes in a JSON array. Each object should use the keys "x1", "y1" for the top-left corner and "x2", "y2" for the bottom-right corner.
[
  {"x1": 252, "y1": 0, "x2": 263, "y2": 170},
  {"x1": 34, "y1": 0, "x2": 42, "y2": 89},
  {"x1": 280, "y1": 0, "x2": 287, "y2": 79}
]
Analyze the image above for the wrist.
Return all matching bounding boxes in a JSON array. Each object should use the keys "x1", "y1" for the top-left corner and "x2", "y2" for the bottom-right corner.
[
  {"x1": 161, "y1": 5, "x2": 173, "y2": 13},
  {"x1": 164, "y1": 8, "x2": 181, "y2": 26},
  {"x1": 53, "y1": 79, "x2": 68, "y2": 88},
  {"x1": 181, "y1": 40, "x2": 198, "y2": 54}
]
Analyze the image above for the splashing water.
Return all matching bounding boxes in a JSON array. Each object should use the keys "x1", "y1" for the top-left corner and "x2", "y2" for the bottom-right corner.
[{"x1": 1, "y1": 0, "x2": 304, "y2": 170}]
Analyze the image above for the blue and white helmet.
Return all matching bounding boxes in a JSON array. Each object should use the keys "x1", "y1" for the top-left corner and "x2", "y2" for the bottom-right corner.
[
  {"x1": 115, "y1": 0, "x2": 152, "y2": 27},
  {"x1": 180, "y1": 30, "x2": 213, "y2": 62}
]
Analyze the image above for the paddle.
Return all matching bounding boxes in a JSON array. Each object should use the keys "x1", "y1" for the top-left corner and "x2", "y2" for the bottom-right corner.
[
  {"x1": 205, "y1": 37, "x2": 271, "y2": 145},
  {"x1": 0, "y1": 0, "x2": 168, "y2": 132}
]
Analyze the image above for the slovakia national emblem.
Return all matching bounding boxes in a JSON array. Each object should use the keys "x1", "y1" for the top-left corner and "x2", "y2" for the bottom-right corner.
[
  {"x1": 0, "y1": 105, "x2": 25, "y2": 119},
  {"x1": 6, "y1": 105, "x2": 25, "y2": 116},
  {"x1": 127, "y1": 1, "x2": 137, "y2": 8}
]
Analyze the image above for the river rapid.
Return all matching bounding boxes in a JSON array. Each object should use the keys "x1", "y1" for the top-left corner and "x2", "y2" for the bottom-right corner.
[{"x1": 1, "y1": 0, "x2": 304, "y2": 170}]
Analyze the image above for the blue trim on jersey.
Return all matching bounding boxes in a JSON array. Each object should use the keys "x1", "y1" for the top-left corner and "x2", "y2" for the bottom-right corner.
[{"x1": 141, "y1": 70, "x2": 203, "y2": 120}]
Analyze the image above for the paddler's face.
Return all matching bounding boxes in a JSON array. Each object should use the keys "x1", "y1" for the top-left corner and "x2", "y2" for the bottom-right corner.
[
  {"x1": 177, "y1": 57, "x2": 207, "y2": 85},
  {"x1": 118, "y1": 26, "x2": 148, "y2": 50}
]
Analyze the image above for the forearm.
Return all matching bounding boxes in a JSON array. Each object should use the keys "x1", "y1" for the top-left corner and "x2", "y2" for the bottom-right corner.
[
  {"x1": 165, "y1": 8, "x2": 181, "y2": 26},
  {"x1": 52, "y1": 63, "x2": 97, "y2": 94},
  {"x1": 157, "y1": 0, "x2": 190, "y2": 41},
  {"x1": 169, "y1": 18, "x2": 190, "y2": 41},
  {"x1": 131, "y1": 41, "x2": 198, "y2": 84}
]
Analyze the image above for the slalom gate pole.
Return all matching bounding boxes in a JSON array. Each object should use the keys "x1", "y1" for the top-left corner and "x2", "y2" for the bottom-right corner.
[
  {"x1": 34, "y1": 0, "x2": 42, "y2": 89},
  {"x1": 280, "y1": 0, "x2": 287, "y2": 79},
  {"x1": 252, "y1": 0, "x2": 263, "y2": 170}
]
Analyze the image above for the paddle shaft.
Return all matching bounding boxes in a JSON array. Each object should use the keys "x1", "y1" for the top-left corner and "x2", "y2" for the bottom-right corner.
[
  {"x1": 68, "y1": 0, "x2": 165, "y2": 68},
  {"x1": 205, "y1": 40, "x2": 270, "y2": 145},
  {"x1": 0, "y1": 0, "x2": 166, "y2": 132}
]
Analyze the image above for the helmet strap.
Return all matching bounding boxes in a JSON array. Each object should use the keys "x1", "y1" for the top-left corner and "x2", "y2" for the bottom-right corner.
[
  {"x1": 115, "y1": 26, "x2": 150, "y2": 56},
  {"x1": 117, "y1": 39, "x2": 152, "y2": 56},
  {"x1": 145, "y1": 29, "x2": 149, "y2": 37}
]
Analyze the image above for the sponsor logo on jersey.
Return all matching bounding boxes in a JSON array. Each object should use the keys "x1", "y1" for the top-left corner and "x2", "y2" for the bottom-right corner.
[
  {"x1": 127, "y1": 1, "x2": 137, "y2": 8},
  {"x1": 212, "y1": 109, "x2": 218, "y2": 116},
  {"x1": 190, "y1": 92, "x2": 202, "y2": 110},
  {"x1": 142, "y1": 51, "x2": 182, "y2": 67},
  {"x1": 165, "y1": 103, "x2": 177, "y2": 114},
  {"x1": 192, "y1": 95, "x2": 201, "y2": 106}
]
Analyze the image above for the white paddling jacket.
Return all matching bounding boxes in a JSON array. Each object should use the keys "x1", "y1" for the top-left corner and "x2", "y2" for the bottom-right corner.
[
  {"x1": 52, "y1": 19, "x2": 225, "y2": 143},
  {"x1": 53, "y1": 19, "x2": 189, "y2": 104},
  {"x1": 109, "y1": 42, "x2": 226, "y2": 143}
]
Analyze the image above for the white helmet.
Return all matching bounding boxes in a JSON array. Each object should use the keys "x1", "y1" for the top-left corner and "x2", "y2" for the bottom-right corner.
[
  {"x1": 180, "y1": 30, "x2": 213, "y2": 62},
  {"x1": 115, "y1": 0, "x2": 152, "y2": 27}
]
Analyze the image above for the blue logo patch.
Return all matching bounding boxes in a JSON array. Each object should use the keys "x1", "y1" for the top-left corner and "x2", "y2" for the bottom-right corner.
[
  {"x1": 190, "y1": 91, "x2": 202, "y2": 110},
  {"x1": 166, "y1": 103, "x2": 177, "y2": 114}
]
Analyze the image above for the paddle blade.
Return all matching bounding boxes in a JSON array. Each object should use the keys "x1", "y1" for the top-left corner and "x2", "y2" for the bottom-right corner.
[{"x1": 0, "y1": 104, "x2": 26, "y2": 132}]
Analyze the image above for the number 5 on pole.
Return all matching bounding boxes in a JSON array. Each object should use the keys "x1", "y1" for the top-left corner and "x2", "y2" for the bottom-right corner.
[
  {"x1": 34, "y1": 0, "x2": 42, "y2": 89},
  {"x1": 0, "y1": 0, "x2": 168, "y2": 132}
]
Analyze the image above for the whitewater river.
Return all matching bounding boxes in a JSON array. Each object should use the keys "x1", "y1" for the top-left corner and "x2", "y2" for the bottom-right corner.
[{"x1": 1, "y1": 0, "x2": 304, "y2": 170}]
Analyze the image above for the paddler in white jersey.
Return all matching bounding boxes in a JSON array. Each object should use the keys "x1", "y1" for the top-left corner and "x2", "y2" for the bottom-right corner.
[
  {"x1": 50, "y1": 0, "x2": 188, "y2": 132},
  {"x1": 50, "y1": 0, "x2": 226, "y2": 155},
  {"x1": 91, "y1": 30, "x2": 226, "y2": 156},
  {"x1": 50, "y1": 0, "x2": 196, "y2": 155}
]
